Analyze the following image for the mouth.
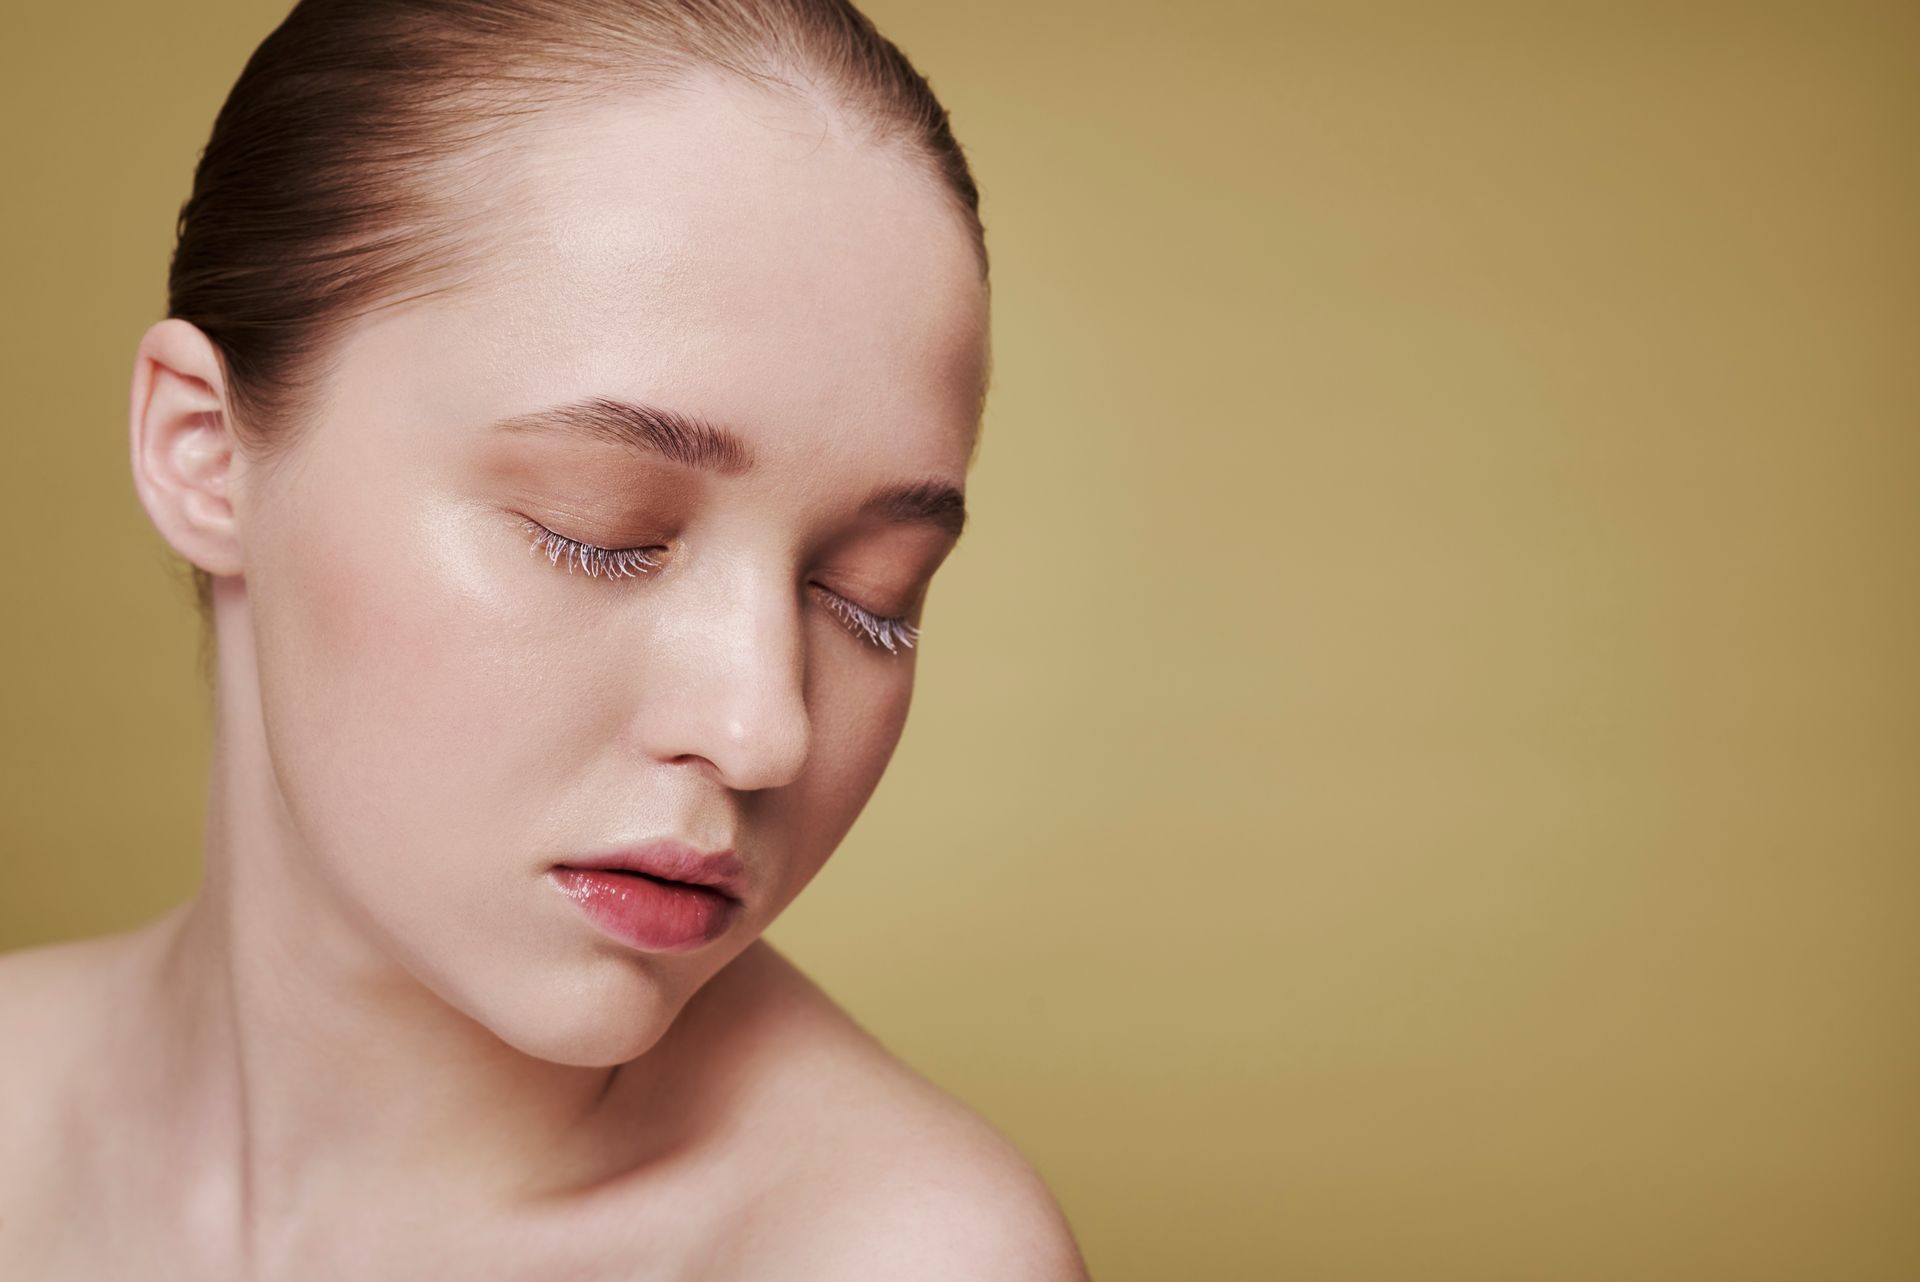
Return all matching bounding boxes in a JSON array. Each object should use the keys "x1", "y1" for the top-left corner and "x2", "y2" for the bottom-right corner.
[
  {"x1": 550, "y1": 840, "x2": 748, "y2": 905},
  {"x1": 573, "y1": 867, "x2": 725, "y2": 896},
  {"x1": 548, "y1": 862, "x2": 744, "y2": 953}
]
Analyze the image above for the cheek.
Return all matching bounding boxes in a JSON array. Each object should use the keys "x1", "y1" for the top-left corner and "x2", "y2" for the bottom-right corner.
[
  {"x1": 773, "y1": 669, "x2": 916, "y2": 899},
  {"x1": 250, "y1": 492, "x2": 556, "y2": 886},
  {"x1": 825, "y1": 683, "x2": 913, "y2": 794},
  {"x1": 245, "y1": 487, "x2": 714, "y2": 1060}
]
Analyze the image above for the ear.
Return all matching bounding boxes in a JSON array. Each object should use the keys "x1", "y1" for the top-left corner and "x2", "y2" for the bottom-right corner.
[{"x1": 128, "y1": 318, "x2": 247, "y2": 578}]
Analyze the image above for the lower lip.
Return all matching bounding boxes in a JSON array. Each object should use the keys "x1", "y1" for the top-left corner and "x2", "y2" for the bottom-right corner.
[{"x1": 549, "y1": 868, "x2": 741, "y2": 953}]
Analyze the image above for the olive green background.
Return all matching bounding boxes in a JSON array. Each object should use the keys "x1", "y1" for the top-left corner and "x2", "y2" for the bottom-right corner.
[{"x1": 4, "y1": 2, "x2": 1917, "y2": 1278}]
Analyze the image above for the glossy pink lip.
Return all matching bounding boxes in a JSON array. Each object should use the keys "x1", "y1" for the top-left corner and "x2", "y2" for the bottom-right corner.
[
  {"x1": 548, "y1": 840, "x2": 747, "y2": 955},
  {"x1": 556, "y1": 840, "x2": 746, "y2": 904}
]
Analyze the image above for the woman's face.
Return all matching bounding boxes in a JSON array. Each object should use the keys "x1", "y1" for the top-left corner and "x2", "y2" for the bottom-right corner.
[{"x1": 226, "y1": 73, "x2": 988, "y2": 1066}]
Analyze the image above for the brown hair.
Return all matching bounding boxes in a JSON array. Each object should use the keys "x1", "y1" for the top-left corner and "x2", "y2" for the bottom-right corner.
[{"x1": 166, "y1": 0, "x2": 988, "y2": 683}]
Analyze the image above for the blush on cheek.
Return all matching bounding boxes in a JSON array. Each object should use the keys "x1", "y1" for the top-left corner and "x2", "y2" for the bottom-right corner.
[
  {"x1": 327, "y1": 567, "x2": 512, "y2": 756},
  {"x1": 259, "y1": 519, "x2": 507, "y2": 842}
]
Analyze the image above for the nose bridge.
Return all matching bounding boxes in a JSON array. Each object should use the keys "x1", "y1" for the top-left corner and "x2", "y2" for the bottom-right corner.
[{"x1": 637, "y1": 553, "x2": 811, "y2": 792}]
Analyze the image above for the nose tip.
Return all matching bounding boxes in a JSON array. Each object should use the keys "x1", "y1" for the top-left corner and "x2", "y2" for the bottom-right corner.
[{"x1": 702, "y1": 700, "x2": 811, "y2": 793}]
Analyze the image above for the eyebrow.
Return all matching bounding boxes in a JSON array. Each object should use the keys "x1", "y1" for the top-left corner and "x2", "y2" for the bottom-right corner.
[{"x1": 492, "y1": 396, "x2": 968, "y2": 540}]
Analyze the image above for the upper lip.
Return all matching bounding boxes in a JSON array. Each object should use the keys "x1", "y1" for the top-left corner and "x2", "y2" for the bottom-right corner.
[{"x1": 555, "y1": 840, "x2": 747, "y2": 904}]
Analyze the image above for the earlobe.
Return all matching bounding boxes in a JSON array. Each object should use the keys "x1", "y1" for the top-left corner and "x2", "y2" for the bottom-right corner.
[{"x1": 129, "y1": 318, "x2": 246, "y2": 578}]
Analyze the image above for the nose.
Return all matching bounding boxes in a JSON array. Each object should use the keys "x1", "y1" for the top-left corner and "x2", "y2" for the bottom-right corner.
[{"x1": 633, "y1": 559, "x2": 813, "y2": 793}]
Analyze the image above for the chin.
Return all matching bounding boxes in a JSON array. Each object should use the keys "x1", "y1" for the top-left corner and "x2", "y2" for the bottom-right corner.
[{"x1": 466, "y1": 959, "x2": 692, "y2": 1068}]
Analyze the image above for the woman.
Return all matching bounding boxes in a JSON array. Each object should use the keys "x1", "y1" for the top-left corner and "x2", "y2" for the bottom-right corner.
[{"x1": 0, "y1": 1, "x2": 1091, "y2": 1276}]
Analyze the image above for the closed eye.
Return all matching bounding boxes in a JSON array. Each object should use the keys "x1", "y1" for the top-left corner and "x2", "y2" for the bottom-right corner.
[
  {"x1": 521, "y1": 517, "x2": 663, "y2": 578},
  {"x1": 811, "y1": 586, "x2": 922, "y2": 655},
  {"x1": 518, "y1": 518, "x2": 921, "y2": 655}
]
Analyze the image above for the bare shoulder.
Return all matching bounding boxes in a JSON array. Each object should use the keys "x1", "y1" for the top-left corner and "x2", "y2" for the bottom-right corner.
[
  {"x1": 707, "y1": 942, "x2": 1092, "y2": 1281},
  {"x1": 0, "y1": 930, "x2": 129, "y2": 1077},
  {"x1": 0, "y1": 921, "x2": 160, "y2": 1207}
]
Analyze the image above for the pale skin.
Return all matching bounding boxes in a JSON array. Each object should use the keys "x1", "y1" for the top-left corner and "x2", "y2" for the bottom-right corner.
[{"x1": 0, "y1": 70, "x2": 1090, "y2": 1280}]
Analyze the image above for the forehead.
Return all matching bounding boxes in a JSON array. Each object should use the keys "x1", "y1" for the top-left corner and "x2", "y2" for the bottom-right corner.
[{"x1": 348, "y1": 70, "x2": 987, "y2": 481}]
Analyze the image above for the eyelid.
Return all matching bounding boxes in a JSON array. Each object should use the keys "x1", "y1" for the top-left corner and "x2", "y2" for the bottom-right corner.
[
  {"x1": 518, "y1": 517, "x2": 921, "y2": 656},
  {"x1": 812, "y1": 584, "x2": 922, "y2": 655},
  {"x1": 520, "y1": 517, "x2": 664, "y2": 578}
]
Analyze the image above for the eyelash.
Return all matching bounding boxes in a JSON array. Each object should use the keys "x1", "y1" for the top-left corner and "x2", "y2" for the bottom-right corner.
[{"x1": 518, "y1": 518, "x2": 921, "y2": 656}]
